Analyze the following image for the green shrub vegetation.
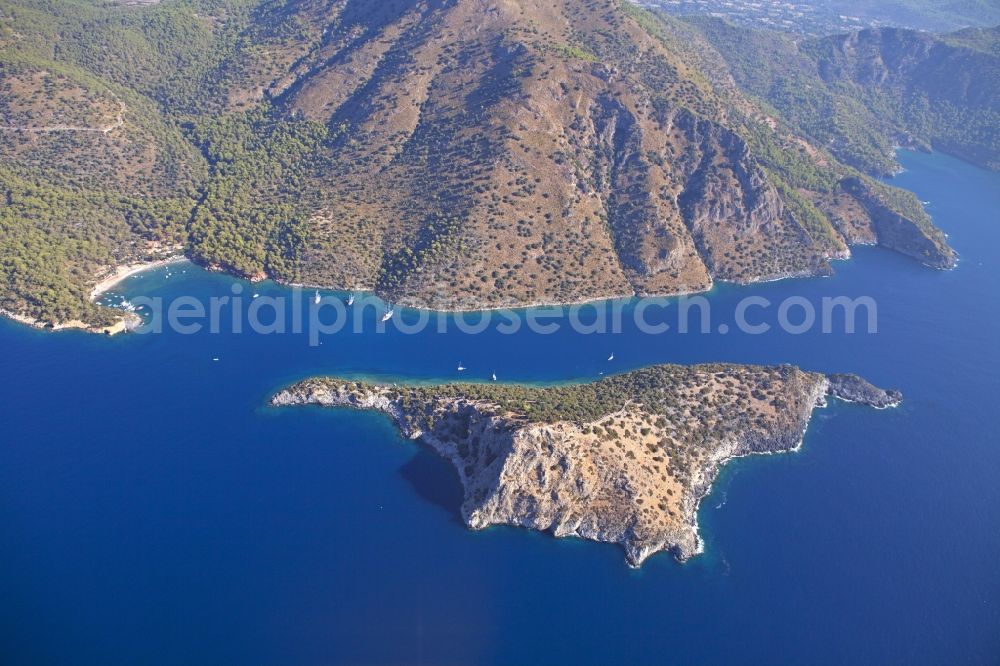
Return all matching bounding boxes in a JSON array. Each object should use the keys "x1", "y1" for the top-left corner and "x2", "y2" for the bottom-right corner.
[
  {"x1": 686, "y1": 15, "x2": 1000, "y2": 174},
  {"x1": 307, "y1": 363, "x2": 816, "y2": 447},
  {"x1": 187, "y1": 106, "x2": 330, "y2": 281}
]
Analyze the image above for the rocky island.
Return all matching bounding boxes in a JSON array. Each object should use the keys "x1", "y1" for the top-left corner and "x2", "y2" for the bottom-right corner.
[{"x1": 272, "y1": 365, "x2": 901, "y2": 567}]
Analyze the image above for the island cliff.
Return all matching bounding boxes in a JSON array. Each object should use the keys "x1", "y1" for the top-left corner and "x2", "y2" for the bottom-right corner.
[{"x1": 272, "y1": 365, "x2": 901, "y2": 567}]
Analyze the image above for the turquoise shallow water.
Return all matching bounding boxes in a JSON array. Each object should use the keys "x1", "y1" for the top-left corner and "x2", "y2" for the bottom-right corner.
[{"x1": 1, "y1": 151, "x2": 998, "y2": 664}]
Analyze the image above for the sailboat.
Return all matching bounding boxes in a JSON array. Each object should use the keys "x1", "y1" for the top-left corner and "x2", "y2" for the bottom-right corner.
[
  {"x1": 314, "y1": 290, "x2": 321, "y2": 305},
  {"x1": 382, "y1": 307, "x2": 394, "y2": 322},
  {"x1": 608, "y1": 353, "x2": 615, "y2": 361}
]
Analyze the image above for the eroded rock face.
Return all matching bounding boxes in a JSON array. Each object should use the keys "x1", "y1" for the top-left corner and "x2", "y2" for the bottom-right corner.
[
  {"x1": 257, "y1": 0, "x2": 954, "y2": 310},
  {"x1": 672, "y1": 110, "x2": 829, "y2": 283},
  {"x1": 272, "y1": 364, "x2": 901, "y2": 567},
  {"x1": 840, "y1": 177, "x2": 957, "y2": 269}
]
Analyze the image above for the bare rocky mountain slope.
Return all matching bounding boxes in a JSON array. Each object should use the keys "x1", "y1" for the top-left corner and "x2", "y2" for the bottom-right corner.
[{"x1": 0, "y1": 0, "x2": 956, "y2": 324}]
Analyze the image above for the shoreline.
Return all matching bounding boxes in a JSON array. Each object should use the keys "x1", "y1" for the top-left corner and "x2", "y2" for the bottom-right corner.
[
  {"x1": 0, "y1": 224, "x2": 956, "y2": 335},
  {"x1": 0, "y1": 307, "x2": 139, "y2": 336},
  {"x1": 89, "y1": 255, "x2": 188, "y2": 301},
  {"x1": 284, "y1": 264, "x2": 844, "y2": 314},
  {"x1": 670, "y1": 378, "x2": 828, "y2": 566},
  {"x1": 0, "y1": 255, "x2": 183, "y2": 335}
]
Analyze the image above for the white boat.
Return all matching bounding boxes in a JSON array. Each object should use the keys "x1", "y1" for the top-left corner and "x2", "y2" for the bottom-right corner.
[
  {"x1": 382, "y1": 309, "x2": 394, "y2": 322},
  {"x1": 253, "y1": 293, "x2": 260, "y2": 299},
  {"x1": 457, "y1": 363, "x2": 466, "y2": 372},
  {"x1": 347, "y1": 294, "x2": 355, "y2": 306},
  {"x1": 314, "y1": 290, "x2": 321, "y2": 304},
  {"x1": 492, "y1": 372, "x2": 497, "y2": 382},
  {"x1": 608, "y1": 353, "x2": 615, "y2": 361}
]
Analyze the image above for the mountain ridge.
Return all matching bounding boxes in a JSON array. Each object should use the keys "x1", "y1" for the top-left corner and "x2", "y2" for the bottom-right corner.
[
  {"x1": 0, "y1": 0, "x2": 961, "y2": 324},
  {"x1": 683, "y1": 16, "x2": 1000, "y2": 174}
]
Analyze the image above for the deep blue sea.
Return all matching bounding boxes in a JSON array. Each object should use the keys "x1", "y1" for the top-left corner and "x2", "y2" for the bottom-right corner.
[{"x1": 1, "y1": 151, "x2": 998, "y2": 665}]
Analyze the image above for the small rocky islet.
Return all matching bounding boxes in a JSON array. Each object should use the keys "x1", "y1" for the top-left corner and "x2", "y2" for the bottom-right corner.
[{"x1": 272, "y1": 364, "x2": 900, "y2": 567}]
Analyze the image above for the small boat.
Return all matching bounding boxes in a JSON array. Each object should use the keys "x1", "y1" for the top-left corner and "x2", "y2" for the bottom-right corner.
[
  {"x1": 347, "y1": 294, "x2": 355, "y2": 306},
  {"x1": 253, "y1": 293, "x2": 260, "y2": 299},
  {"x1": 382, "y1": 309, "x2": 394, "y2": 322},
  {"x1": 314, "y1": 290, "x2": 321, "y2": 305},
  {"x1": 457, "y1": 363, "x2": 466, "y2": 372},
  {"x1": 608, "y1": 353, "x2": 615, "y2": 361},
  {"x1": 492, "y1": 372, "x2": 497, "y2": 382}
]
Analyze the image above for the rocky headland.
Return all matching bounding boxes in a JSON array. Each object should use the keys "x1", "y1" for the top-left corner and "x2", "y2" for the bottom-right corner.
[{"x1": 272, "y1": 364, "x2": 901, "y2": 567}]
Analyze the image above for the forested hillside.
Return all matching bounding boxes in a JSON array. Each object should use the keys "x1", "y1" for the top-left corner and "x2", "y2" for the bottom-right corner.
[{"x1": 686, "y1": 17, "x2": 1000, "y2": 175}]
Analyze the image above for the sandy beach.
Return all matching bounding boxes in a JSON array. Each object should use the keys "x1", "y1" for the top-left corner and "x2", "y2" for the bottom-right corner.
[{"x1": 89, "y1": 256, "x2": 187, "y2": 301}]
